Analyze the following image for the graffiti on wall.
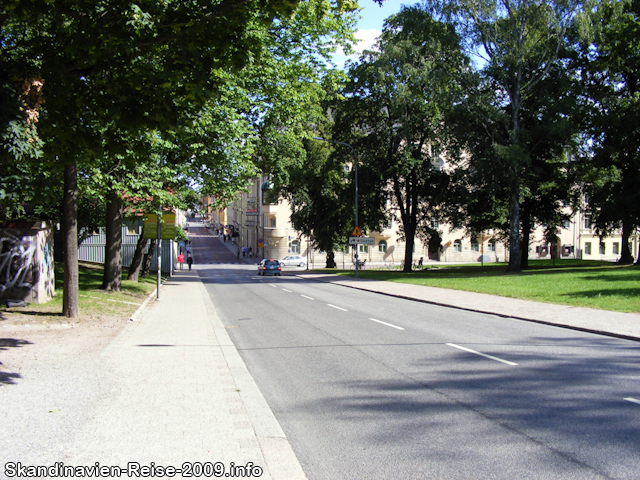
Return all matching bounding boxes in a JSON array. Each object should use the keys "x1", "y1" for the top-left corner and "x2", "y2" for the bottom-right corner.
[{"x1": 0, "y1": 231, "x2": 35, "y2": 294}]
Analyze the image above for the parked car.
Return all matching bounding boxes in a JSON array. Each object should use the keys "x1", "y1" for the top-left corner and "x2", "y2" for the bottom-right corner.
[
  {"x1": 258, "y1": 259, "x2": 281, "y2": 276},
  {"x1": 279, "y1": 255, "x2": 307, "y2": 267}
]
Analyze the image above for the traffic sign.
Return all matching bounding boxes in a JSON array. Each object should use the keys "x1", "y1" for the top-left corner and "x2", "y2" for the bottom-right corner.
[
  {"x1": 349, "y1": 236, "x2": 375, "y2": 245},
  {"x1": 143, "y1": 213, "x2": 176, "y2": 240},
  {"x1": 351, "y1": 226, "x2": 363, "y2": 237}
]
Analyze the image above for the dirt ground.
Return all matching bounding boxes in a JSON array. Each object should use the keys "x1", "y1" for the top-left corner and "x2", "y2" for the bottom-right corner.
[
  {"x1": 0, "y1": 308, "x2": 130, "y2": 386},
  {"x1": 1, "y1": 307, "x2": 137, "y2": 466}
]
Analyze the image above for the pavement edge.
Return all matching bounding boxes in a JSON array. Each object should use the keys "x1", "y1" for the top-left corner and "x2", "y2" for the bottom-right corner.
[
  {"x1": 196, "y1": 277, "x2": 308, "y2": 480},
  {"x1": 297, "y1": 273, "x2": 640, "y2": 343}
]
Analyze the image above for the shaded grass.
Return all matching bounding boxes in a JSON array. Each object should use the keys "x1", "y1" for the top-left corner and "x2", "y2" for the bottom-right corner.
[
  {"x1": 333, "y1": 260, "x2": 640, "y2": 313},
  {"x1": 1, "y1": 262, "x2": 162, "y2": 321}
]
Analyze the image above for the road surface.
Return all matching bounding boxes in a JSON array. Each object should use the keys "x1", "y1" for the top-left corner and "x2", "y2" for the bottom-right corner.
[{"x1": 190, "y1": 220, "x2": 640, "y2": 480}]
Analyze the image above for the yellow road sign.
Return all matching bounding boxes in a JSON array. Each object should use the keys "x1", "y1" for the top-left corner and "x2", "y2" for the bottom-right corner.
[{"x1": 143, "y1": 213, "x2": 176, "y2": 240}]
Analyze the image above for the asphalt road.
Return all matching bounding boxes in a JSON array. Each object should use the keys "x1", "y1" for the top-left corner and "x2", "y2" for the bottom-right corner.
[{"x1": 190, "y1": 221, "x2": 640, "y2": 480}]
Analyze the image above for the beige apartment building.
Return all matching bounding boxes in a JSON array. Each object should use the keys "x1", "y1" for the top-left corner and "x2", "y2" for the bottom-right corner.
[{"x1": 202, "y1": 176, "x2": 638, "y2": 267}]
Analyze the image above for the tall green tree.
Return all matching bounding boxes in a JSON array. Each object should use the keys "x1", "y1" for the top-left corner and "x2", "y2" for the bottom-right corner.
[
  {"x1": 334, "y1": 5, "x2": 467, "y2": 272},
  {"x1": 453, "y1": 58, "x2": 579, "y2": 268},
  {"x1": 577, "y1": 0, "x2": 640, "y2": 263},
  {"x1": 279, "y1": 120, "x2": 354, "y2": 268},
  {"x1": 434, "y1": 0, "x2": 584, "y2": 271},
  {"x1": 2, "y1": 0, "x2": 358, "y2": 315}
]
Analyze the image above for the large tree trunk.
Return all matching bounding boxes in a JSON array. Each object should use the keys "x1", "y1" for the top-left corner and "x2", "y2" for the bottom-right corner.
[
  {"x1": 620, "y1": 219, "x2": 635, "y2": 264},
  {"x1": 507, "y1": 181, "x2": 521, "y2": 272},
  {"x1": 141, "y1": 238, "x2": 156, "y2": 276},
  {"x1": 62, "y1": 161, "x2": 80, "y2": 318},
  {"x1": 520, "y1": 201, "x2": 532, "y2": 270},
  {"x1": 325, "y1": 251, "x2": 336, "y2": 268},
  {"x1": 127, "y1": 234, "x2": 148, "y2": 281},
  {"x1": 403, "y1": 232, "x2": 415, "y2": 272},
  {"x1": 102, "y1": 189, "x2": 123, "y2": 291},
  {"x1": 400, "y1": 172, "x2": 417, "y2": 273},
  {"x1": 402, "y1": 209, "x2": 417, "y2": 273}
]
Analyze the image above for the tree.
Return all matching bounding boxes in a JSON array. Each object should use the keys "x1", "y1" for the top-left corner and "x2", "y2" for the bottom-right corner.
[
  {"x1": 577, "y1": 0, "x2": 640, "y2": 263},
  {"x1": 455, "y1": 58, "x2": 579, "y2": 268},
  {"x1": 281, "y1": 122, "x2": 354, "y2": 268},
  {"x1": 334, "y1": 5, "x2": 467, "y2": 272},
  {"x1": 434, "y1": 0, "x2": 584, "y2": 271},
  {"x1": 2, "y1": 0, "x2": 358, "y2": 314}
]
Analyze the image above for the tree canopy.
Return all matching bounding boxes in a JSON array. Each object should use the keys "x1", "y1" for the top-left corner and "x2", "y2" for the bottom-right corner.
[
  {"x1": 332, "y1": 5, "x2": 468, "y2": 271},
  {"x1": 1, "y1": 0, "x2": 360, "y2": 314}
]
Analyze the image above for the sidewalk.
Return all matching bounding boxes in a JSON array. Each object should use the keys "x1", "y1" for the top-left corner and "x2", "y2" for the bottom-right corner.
[
  {"x1": 65, "y1": 269, "x2": 306, "y2": 479},
  {"x1": 296, "y1": 272, "x2": 640, "y2": 342},
  {"x1": 206, "y1": 226, "x2": 258, "y2": 264}
]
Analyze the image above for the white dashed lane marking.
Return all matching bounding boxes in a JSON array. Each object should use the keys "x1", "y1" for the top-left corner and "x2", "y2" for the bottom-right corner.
[
  {"x1": 446, "y1": 343, "x2": 518, "y2": 366},
  {"x1": 327, "y1": 304, "x2": 348, "y2": 312},
  {"x1": 369, "y1": 318, "x2": 405, "y2": 330}
]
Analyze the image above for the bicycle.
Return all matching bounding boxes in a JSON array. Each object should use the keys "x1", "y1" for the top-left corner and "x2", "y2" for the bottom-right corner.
[{"x1": 351, "y1": 259, "x2": 367, "y2": 270}]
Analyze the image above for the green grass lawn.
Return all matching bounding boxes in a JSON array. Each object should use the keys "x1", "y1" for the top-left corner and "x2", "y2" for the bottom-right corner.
[
  {"x1": 335, "y1": 260, "x2": 640, "y2": 313},
  {"x1": 1, "y1": 262, "x2": 161, "y2": 321}
]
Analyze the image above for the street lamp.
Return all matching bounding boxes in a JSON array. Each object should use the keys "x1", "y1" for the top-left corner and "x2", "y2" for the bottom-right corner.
[{"x1": 312, "y1": 136, "x2": 360, "y2": 277}]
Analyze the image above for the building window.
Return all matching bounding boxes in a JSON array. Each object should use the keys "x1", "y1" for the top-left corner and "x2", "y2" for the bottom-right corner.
[
  {"x1": 487, "y1": 242, "x2": 496, "y2": 252},
  {"x1": 378, "y1": 240, "x2": 387, "y2": 253},
  {"x1": 563, "y1": 220, "x2": 571, "y2": 229},
  {"x1": 291, "y1": 240, "x2": 300, "y2": 254},
  {"x1": 599, "y1": 242, "x2": 605, "y2": 255},
  {"x1": 431, "y1": 148, "x2": 445, "y2": 171},
  {"x1": 470, "y1": 237, "x2": 479, "y2": 252},
  {"x1": 126, "y1": 219, "x2": 140, "y2": 235},
  {"x1": 269, "y1": 217, "x2": 276, "y2": 228},
  {"x1": 431, "y1": 218, "x2": 439, "y2": 229},
  {"x1": 613, "y1": 242, "x2": 620, "y2": 255},
  {"x1": 453, "y1": 240, "x2": 462, "y2": 252},
  {"x1": 584, "y1": 215, "x2": 592, "y2": 229},
  {"x1": 359, "y1": 244, "x2": 369, "y2": 253},
  {"x1": 584, "y1": 242, "x2": 592, "y2": 255}
]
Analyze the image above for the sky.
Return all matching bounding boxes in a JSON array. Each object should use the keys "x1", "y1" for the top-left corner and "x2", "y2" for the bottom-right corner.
[{"x1": 331, "y1": 0, "x2": 418, "y2": 68}]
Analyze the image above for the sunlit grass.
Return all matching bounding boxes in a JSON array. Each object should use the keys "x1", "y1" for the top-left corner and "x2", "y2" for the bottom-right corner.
[
  {"x1": 1, "y1": 262, "x2": 161, "y2": 320},
  {"x1": 333, "y1": 260, "x2": 640, "y2": 313}
]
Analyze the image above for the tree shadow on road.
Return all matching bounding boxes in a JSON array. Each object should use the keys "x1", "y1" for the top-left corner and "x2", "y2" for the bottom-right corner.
[
  {"x1": 0, "y1": 338, "x2": 32, "y2": 385},
  {"x1": 288, "y1": 334, "x2": 640, "y2": 478}
]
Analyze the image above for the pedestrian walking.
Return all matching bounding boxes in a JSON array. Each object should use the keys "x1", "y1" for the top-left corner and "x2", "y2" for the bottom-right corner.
[
  {"x1": 178, "y1": 253, "x2": 185, "y2": 270},
  {"x1": 236, "y1": 247, "x2": 240, "y2": 259},
  {"x1": 187, "y1": 254, "x2": 193, "y2": 271}
]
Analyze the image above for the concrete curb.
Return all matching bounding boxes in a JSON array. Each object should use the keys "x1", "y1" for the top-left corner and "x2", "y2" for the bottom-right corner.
[
  {"x1": 197, "y1": 277, "x2": 307, "y2": 479},
  {"x1": 297, "y1": 273, "x2": 640, "y2": 343},
  {"x1": 128, "y1": 285, "x2": 159, "y2": 322},
  {"x1": 100, "y1": 281, "x2": 164, "y2": 358}
]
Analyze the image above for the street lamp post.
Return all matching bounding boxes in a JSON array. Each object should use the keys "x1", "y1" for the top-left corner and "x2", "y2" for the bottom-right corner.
[{"x1": 312, "y1": 137, "x2": 360, "y2": 277}]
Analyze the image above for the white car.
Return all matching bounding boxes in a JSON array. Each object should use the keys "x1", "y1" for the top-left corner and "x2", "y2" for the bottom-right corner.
[{"x1": 279, "y1": 255, "x2": 307, "y2": 267}]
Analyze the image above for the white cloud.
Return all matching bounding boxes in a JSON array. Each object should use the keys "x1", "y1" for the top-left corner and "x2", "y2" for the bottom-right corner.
[
  {"x1": 353, "y1": 28, "x2": 381, "y2": 54},
  {"x1": 332, "y1": 28, "x2": 381, "y2": 69}
]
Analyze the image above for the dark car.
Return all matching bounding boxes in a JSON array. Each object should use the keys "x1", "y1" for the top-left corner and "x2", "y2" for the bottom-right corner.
[{"x1": 258, "y1": 259, "x2": 281, "y2": 276}]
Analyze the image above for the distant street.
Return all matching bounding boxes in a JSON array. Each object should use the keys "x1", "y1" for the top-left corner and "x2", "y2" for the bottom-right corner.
[{"x1": 189, "y1": 220, "x2": 640, "y2": 480}]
